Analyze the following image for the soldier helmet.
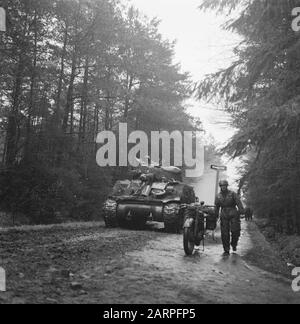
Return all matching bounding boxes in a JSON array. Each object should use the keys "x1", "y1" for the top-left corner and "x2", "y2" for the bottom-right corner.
[{"x1": 219, "y1": 180, "x2": 229, "y2": 187}]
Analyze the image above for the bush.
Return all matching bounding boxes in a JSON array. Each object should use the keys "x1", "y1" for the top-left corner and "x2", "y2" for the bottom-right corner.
[{"x1": 0, "y1": 159, "x2": 112, "y2": 225}]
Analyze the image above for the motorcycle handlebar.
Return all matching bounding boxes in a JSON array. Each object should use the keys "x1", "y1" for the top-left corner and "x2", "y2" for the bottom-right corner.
[{"x1": 180, "y1": 204, "x2": 217, "y2": 218}]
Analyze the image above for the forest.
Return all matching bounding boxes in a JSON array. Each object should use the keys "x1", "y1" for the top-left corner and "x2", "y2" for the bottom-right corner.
[
  {"x1": 0, "y1": 0, "x2": 198, "y2": 225},
  {"x1": 198, "y1": 0, "x2": 300, "y2": 235},
  {"x1": 2, "y1": 0, "x2": 299, "y2": 237}
]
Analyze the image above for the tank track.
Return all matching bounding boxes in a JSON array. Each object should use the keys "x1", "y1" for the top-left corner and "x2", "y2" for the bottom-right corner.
[
  {"x1": 163, "y1": 203, "x2": 182, "y2": 234},
  {"x1": 103, "y1": 201, "x2": 118, "y2": 228}
]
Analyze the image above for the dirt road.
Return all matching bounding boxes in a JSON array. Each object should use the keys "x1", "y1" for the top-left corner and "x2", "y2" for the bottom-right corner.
[{"x1": 0, "y1": 219, "x2": 299, "y2": 304}]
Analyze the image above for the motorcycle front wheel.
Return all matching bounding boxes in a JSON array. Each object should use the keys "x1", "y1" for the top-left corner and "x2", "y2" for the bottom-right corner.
[{"x1": 183, "y1": 227, "x2": 195, "y2": 256}]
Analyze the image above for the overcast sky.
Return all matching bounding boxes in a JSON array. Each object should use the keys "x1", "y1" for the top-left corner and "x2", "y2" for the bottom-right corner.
[
  {"x1": 129, "y1": 0, "x2": 242, "y2": 185},
  {"x1": 129, "y1": 0, "x2": 241, "y2": 143}
]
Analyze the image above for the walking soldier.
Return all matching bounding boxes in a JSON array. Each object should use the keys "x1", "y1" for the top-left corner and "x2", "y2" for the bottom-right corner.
[{"x1": 215, "y1": 180, "x2": 245, "y2": 256}]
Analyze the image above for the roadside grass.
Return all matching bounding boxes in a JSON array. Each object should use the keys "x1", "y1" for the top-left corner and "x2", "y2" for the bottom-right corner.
[{"x1": 244, "y1": 221, "x2": 293, "y2": 279}]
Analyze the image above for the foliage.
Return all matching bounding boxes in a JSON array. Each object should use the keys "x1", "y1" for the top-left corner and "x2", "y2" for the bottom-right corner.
[
  {"x1": 0, "y1": 0, "x2": 195, "y2": 224},
  {"x1": 198, "y1": 0, "x2": 300, "y2": 234}
]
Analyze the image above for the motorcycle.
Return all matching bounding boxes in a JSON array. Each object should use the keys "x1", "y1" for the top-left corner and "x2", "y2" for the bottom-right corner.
[{"x1": 182, "y1": 202, "x2": 217, "y2": 256}]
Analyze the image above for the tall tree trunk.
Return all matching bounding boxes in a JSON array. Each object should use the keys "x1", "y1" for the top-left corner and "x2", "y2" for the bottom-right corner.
[
  {"x1": 62, "y1": 45, "x2": 78, "y2": 134},
  {"x1": 25, "y1": 11, "x2": 38, "y2": 161},
  {"x1": 123, "y1": 74, "x2": 133, "y2": 121},
  {"x1": 5, "y1": 9, "x2": 30, "y2": 166},
  {"x1": 55, "y1": 22, "x2": 69, "y2": 124},
  {"x1": 79, "y1": 56, "x2": 89, "y2": 144},
  {"x1": 63, "y1": 2, "x2": 82, "y2": 135},
  {"x1": 5, "y1": 55, "x2": 24, "y2": 166},
  {"x1": 105, "y1": 91, "x2": 111, "y2": 131},
  {"x1": 94, "y1": 100, "x2": 100, "y2": 154}
]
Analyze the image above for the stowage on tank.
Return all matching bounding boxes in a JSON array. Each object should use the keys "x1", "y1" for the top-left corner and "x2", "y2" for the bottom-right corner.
[{"x1": 102, "y1": 166, "x2": 196, "y2": 233}]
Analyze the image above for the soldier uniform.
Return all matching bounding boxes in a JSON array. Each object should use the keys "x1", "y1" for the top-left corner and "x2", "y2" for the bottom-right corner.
[{"x1": 215, "y1": 181, "x2": 244, "y2": 254}]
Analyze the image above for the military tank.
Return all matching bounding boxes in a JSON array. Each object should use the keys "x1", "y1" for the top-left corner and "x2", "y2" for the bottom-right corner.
[{"x1": 103, "y1": 166, "x2": 196, "y2": 233}]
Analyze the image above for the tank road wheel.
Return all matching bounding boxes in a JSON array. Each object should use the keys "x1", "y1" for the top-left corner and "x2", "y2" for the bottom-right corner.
[
  {"x1": 104, "y1": 215, "x2": 118, "y2": 228},
  {"x1": 163, "y1": 203, "x2": 182, "y2": 234},
  {"x1": 103, "y1": 200, "x2": 118, "y2": 228}
]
